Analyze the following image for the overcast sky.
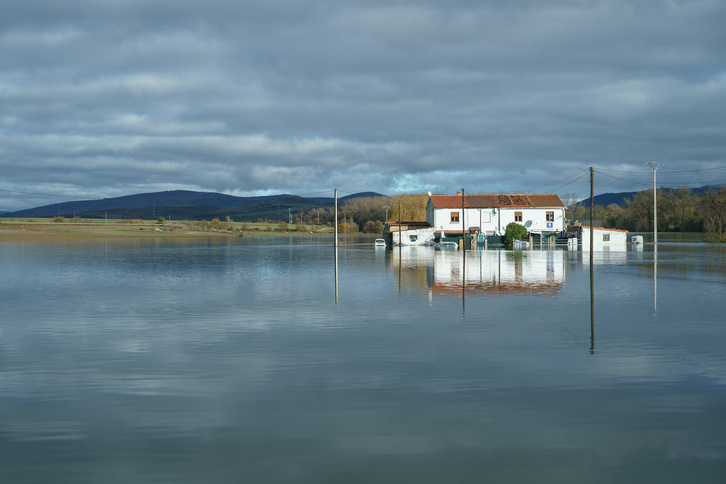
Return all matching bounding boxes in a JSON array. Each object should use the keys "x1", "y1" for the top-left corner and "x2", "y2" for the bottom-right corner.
[{"x1": 2, "y1": 0, "x2": 725, "y2": 211}]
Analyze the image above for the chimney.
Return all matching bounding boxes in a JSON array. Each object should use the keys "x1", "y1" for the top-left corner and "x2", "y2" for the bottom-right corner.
[{"x1": 456, "y1": 190, "x2": 461, "y2": 196}]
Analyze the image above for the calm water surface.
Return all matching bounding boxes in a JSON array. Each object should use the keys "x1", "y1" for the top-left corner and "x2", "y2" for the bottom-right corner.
[{"x1": 1, "y1": 235, "x2": 725, "y2": 483}]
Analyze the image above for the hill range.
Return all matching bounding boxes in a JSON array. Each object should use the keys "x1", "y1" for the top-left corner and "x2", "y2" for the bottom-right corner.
[
  {"x1": 4, "y1": 186, "x2": 720, "y2": 220},
  {"x1": 577, "y1": 185, "x2": 720, "y2": 208},
  {"x1": 4, "y1": 190, "x2": 385, "y2": 221}
]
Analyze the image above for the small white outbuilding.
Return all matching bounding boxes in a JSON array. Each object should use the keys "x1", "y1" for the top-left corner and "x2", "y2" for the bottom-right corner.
[{"x1": 580, "y1": 226, "x2": 629, "y2": 251}]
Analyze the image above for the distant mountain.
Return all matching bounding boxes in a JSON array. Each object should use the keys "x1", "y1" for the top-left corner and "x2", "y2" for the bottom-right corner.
[
  {"x1": 311, "y1": 192, "x2": 387, "y2": 204},
  {"x1": 576, "y1": 185, "x2": 720, "y2": 208},
  {"x1": 5, "y1": 190, "x2": 388, "y2": 221}
]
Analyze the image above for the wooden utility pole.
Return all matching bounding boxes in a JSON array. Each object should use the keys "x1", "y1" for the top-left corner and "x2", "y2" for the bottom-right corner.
[
  {"x1": 645, "y1": 162, "x2": 662, "y2": 244},
  {"x1": 398, "y1": 198, "x2": 402, "y2": 246},
  {"x1": 589, "y1": 167, "x2": 594, "y2": 253},
  {"x1": 461, "y1": 188, "x2": 465, "y2": 253}
]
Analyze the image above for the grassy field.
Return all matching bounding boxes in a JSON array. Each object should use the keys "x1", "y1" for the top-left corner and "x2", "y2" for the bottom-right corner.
[{"x1": 0, "y1": 218, "x2": 337, "y2": 243}]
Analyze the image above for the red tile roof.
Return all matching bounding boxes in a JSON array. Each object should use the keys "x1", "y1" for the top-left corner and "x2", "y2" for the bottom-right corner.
[{"x1": 429, "y1": 194, "x2": 564, "y2": 208}]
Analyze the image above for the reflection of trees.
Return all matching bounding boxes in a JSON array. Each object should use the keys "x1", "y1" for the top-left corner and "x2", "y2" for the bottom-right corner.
[{"x1": 390, "y1": 249, "x2": 434, "y2": 290}]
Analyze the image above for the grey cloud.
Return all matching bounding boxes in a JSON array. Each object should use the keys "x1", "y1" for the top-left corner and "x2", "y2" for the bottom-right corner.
[{"x1": 2, "y1": 0, "x2": 726, "y2": 210}]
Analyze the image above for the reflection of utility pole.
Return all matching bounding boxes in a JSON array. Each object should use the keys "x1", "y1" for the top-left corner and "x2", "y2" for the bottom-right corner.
[
  {"x1": 461, "y1": 188, "x2": 466, "y2": 315},
  {"x1": 398, "y1": 198, "x2": 402, "y2": 247},
  {"x1": 645, "y1": 162, "x2": 662, "y2": 244}
]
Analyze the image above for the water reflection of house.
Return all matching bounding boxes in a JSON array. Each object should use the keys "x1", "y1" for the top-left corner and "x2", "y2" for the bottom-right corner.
[{"x1": 390, "y1": 248, "x2": 566, "y2": 296}]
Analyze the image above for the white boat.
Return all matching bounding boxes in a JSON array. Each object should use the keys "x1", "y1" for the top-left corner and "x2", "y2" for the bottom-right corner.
[{"x1": 374, "y1": 238, "x2": 386, "y2": 246}]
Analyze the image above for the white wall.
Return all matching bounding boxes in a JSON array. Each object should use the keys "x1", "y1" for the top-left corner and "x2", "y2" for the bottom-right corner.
[
  {"x1": 430, "y1": 207, "x2": 498, "y2": 233},
  {"x1": 498, "y1": 208, "x2": 566, "y2": 235},
  {"x1": 581, "y1": 227, "x2": 628, "y2": 251},
  {"x1": 430, "y1": 205, "x2": 565, "y2": 235}
]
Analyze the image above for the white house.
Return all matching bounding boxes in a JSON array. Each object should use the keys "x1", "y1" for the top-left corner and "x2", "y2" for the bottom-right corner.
[{"x1": 426, "y1": 192, "x2": 566, "y2": 237}]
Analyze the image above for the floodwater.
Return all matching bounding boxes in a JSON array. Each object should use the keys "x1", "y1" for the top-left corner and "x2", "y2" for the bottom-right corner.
[{"x1": 1, "y1": 234, "x2": 725, "y2": 483}]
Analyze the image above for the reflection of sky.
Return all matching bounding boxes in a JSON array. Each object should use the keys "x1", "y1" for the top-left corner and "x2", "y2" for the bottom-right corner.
[{"x1": 1, "y1": 238, "x2": 726, "y2": 482}]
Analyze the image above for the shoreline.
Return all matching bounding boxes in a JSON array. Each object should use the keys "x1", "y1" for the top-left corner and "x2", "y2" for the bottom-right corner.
[{"x1": 0, "y1": 220, "x2": 339, "y2": 243}]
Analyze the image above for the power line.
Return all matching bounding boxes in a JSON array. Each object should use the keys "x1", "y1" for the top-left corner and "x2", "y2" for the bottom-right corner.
[
  {"x1": 596, "y1": 169, "x2": 726, "y2": 189},
  {"x1": 660, "y1": 166, "x2": 726, "y2": 175},
  {"x1": 595, "y1": 171, "x2": 653, "y2": 188},
  {"x1": 520, "y1": 169, "x2": 589, "y2": 193},
  {"x1": 0, "y1": 188, "x2": 89, "y2": 199},
  {"x1": 546, "y1": 173, "x2": 588, "y2": 194}
]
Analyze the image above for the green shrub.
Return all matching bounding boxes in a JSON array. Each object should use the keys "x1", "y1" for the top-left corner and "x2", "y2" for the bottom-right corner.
[{"x1": 504, "y1": 222, "x2": 528, "y2": 247}]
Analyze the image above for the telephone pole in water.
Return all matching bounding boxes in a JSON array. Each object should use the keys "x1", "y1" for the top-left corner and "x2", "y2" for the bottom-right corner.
[
  {"x1": 589, "y1": 167, "x2": 594, "y2": 253},
  {"x1": 645, "y1": 162, "x2": 662, "y2": 244}
]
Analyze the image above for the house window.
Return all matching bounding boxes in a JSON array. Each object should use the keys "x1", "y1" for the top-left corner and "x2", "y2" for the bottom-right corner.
[
  {"x1": 546, "y1": 211, "x2": 554, "y2": 222},
  {"x1": 409, "y1": 235, "x2": 417, "y2": 242},
  {"x1": 603, "y1": 234, "x2": 610, "y2": 242},
  {"x1": 450, "y1": 212, "x2": 459, "y2": 223},
  {"x1": 515, "y1": 211, "x2": 522, "y2": 222}
]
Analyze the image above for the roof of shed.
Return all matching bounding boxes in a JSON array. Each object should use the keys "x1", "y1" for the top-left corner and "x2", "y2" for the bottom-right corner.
[{"x1": 429, "y1": 194, "x2": 564, "y2": 209}]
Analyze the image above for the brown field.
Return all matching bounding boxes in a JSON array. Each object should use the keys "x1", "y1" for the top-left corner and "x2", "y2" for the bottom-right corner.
[
  {"x1": 0, "y1": 221, "x2": 231, "y2": 243},
  {"x1": 0, "y1": 219, "x2": 335, "y2": 243}
]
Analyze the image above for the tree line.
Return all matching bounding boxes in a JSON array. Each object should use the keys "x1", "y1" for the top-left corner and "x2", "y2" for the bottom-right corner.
[
  {"x1": 568, "y1": 187, "x2": 726, "y2": 242},
  {"x1": 292, "y1": 194, "x2": 429, "y2": 234}
]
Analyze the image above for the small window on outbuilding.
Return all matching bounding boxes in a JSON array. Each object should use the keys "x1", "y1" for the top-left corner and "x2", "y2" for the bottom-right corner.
[
  {"x1": 450, "y1": 212, "x2": 460, "y2": 223},
  {"x1": 515, "y1": 211, "x2": 522, "y2": 222},
  {"x1": 603, "y1": 234, "x2": 610, "y2": 241},
  {"x1": 546, "y1": 211, "x2": 554, "y2": 222}
]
